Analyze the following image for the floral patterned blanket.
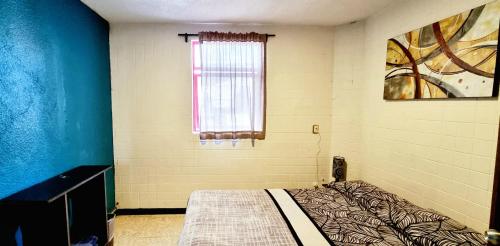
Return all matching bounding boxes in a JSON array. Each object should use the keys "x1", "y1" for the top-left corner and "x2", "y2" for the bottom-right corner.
[{"x1": 287, "y1": 180, "x2": 485, "y2": 245}]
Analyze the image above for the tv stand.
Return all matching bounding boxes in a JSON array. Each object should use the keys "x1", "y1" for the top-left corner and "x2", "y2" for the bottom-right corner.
[{"x1": 0, "y1": 165, "x2": 112, "y2": 246}]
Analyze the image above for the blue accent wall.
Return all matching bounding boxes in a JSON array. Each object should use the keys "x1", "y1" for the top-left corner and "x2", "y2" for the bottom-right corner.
[{"x1": 0, "y1": 0, "x2": 114, "y2": 210}]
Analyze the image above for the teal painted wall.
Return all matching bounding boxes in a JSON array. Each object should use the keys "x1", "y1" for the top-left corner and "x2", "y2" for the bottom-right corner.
[{"x1": 0, "y1": 0, "x2": 115, "y2": 211}]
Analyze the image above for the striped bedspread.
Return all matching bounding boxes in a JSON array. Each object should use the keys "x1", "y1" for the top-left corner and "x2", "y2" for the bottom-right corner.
[{"x1": 178, "y1": 181, "x2": 486, "y2": 246}]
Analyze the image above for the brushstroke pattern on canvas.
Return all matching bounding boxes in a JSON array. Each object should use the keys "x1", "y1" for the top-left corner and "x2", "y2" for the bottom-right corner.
[{"x1": 384, "y1": 0, "x2": 500, "y2": 99}]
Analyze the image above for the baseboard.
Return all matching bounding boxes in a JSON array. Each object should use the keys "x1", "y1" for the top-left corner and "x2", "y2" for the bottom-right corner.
[{"x1": 115, "y1": 208, "x2": 186, "y2": 215}]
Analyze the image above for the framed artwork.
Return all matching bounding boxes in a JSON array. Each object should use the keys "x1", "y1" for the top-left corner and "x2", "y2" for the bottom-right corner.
[{"x1": 384, "y1": 0, "x2": 500, "y2": 100}]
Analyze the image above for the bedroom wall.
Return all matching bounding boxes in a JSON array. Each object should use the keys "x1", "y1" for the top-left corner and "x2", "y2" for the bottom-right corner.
[
  {"x1": 110, "y1": 24, "x2": 334, "y2": 208},
  {"x1": 331, "y1": 0, "x2": 498, "y2": 232},
  {"x1": 330, "y1": 22, "x2": 365, "y2": 181},
  {"x1": 0, "y1": 0, "x2": 115, "y2": 209}
]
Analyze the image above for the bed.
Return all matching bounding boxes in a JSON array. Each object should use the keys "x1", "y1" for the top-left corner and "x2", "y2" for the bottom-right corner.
[{"x1": 178, "y1": 180, "x2": 486, "y2": 245}]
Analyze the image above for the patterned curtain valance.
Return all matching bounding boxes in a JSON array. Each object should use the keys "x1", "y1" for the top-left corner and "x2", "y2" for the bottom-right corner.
[{"x1": 198, "y1": 31, "x2": 267, "y2": 43}]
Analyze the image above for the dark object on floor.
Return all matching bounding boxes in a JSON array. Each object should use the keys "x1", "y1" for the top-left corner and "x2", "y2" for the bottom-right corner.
[
  {"x1": 332, "y1": 156, "x2": 346, "y2": 182},
  {"x1": 72, "y1": 235, "x2": 98, "y2": 246}
]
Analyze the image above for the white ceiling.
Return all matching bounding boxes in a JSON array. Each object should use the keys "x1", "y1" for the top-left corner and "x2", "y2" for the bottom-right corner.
[{"x1": 81, "y1": 0, "x2": 397, "y2": 26}]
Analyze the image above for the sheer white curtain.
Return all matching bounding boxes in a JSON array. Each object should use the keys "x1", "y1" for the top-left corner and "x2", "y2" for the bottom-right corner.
[{"x1": 197, "y1": 32, "x2": 266, "y2": 143}]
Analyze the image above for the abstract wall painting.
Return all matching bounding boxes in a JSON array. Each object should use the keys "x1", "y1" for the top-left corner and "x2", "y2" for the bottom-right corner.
[{"x1": 384, "y1": 0, "x2": 500, "y2": 100}]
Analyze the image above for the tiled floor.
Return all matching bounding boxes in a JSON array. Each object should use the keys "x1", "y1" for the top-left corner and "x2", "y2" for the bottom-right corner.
[{"x1": 113, "y1": 215, "x2": 185, "y2": 246}]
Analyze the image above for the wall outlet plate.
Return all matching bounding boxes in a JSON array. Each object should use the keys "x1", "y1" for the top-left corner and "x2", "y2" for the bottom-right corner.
[{"x1": 312, "y1": 124, "x2": 320, "y2": 134}]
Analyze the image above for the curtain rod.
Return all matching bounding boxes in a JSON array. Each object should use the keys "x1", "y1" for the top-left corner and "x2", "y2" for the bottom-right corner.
[{"x1": 177, "y1": 33, "x2": 276, "y2": 43}]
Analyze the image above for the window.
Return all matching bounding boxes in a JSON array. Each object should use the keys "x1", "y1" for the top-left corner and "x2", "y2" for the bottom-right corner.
[{"x1": 191, "y1": 32, "x2": 267, "y2": 141}]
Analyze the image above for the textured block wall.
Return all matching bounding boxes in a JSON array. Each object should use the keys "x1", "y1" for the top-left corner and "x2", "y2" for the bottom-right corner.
[
  {"x1": 110, "y1": 24, "x2": 334, "y2": 208},
  {"x1": 330, "y1": 22, "x2": 365, "y2": 181},
  {"x1": 331, "y1": 0, "x2": 498, "y2": 232}
]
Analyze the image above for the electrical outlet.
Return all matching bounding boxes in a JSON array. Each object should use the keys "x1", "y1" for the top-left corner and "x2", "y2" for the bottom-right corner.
[{"x1": 312, "y1": 124, "x2": 320, "y2": 134}]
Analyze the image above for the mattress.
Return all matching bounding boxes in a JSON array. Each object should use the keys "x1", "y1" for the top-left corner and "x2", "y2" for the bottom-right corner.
[{"x1": 178, "y1": 181, "x2": 486, "y2": 246}]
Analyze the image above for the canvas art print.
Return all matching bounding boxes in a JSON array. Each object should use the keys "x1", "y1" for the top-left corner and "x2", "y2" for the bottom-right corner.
[{"x1": 384, "y1": 0, "x2": 500, "y2": 100}]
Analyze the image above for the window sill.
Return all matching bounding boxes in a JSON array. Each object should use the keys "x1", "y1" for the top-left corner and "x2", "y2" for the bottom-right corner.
[{"x1": 194, "y1": 131, "x2": 265, "y2": 140}]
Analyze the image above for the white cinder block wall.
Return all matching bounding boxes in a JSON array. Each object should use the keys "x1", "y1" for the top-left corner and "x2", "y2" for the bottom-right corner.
[
  {"x1": 110, "y1": 24, "x2": 334, "y2": 209},
  {"x1": 330, "y1": 0, "x2": 499, "y2": 232},
  {"x1": 330, "y1": 22, "x2": 365, "y2": 181}
]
